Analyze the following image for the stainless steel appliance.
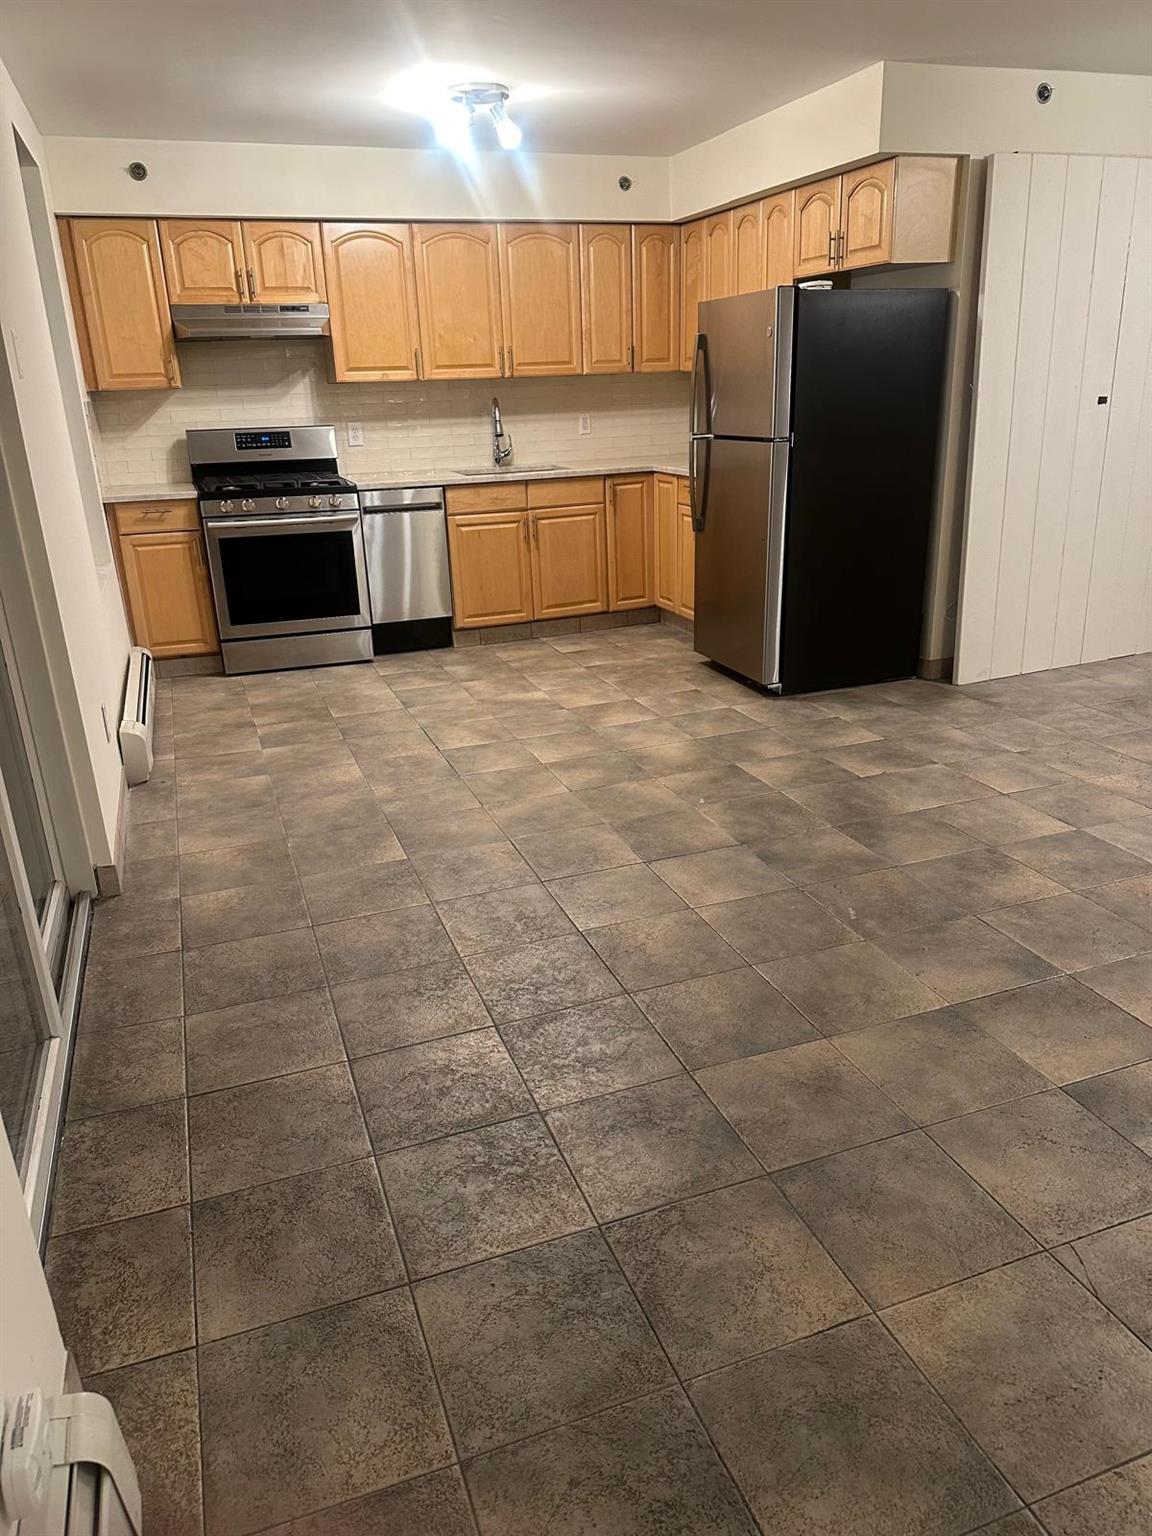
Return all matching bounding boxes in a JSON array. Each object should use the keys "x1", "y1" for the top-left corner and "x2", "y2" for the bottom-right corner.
[
  {"x1": 187, "y1": 425, "x2": 371, "y2": 674},
  {"x1": 360, "y1": 487, "x2": 453, "y2": 653},
  {"x1": 172, "y1": 304, "x2": 330, "y2": 340},
  {"x1": 690, "y1": 286, "x2": 949, "y2": 694}
]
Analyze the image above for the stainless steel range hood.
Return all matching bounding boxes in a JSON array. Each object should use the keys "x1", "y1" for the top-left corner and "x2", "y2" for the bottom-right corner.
[{"x1": 171, "y1": 303, "x2": 330, "y2": 340}]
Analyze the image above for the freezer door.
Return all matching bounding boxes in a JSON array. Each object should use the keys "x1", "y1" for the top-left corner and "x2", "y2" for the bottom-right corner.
[
  {"x1": 698, "y1": 288, "x2": 793, "y2": 440},
  {"x1": 692, "y1": 436, "x2": 784, "y2": 686}
]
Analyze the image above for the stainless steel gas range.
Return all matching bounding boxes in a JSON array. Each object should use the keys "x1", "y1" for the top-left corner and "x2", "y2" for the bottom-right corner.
[{"x1": 187, "y1": 425, "x2": 372, "y2": 674}]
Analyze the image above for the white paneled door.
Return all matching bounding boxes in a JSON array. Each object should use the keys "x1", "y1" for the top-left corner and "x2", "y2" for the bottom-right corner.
[{"x1": 955, "y1": 153, "x2": 1152, "y2": 684}]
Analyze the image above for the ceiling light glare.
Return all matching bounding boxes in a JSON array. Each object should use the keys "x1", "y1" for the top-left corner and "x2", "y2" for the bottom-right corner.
[
  {"x1": 489, "y1": 100, "x2": 522, "y2": 150},
  {"x1": 433, "y1": 98, "x2": 473, "y2": 154}
]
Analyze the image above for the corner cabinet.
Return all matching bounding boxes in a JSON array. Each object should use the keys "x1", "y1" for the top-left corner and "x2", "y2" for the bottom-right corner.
[
  {"x1": 793, "y1": 158, "x2": 958, "y2": 275},
  {"x1": 580, "y1": 225, "x2": 632, "y2": 375},
  {"x1": 63, "y1": 219, "x2": 180, "y2": 391},
  {"x1": 632, "y1": 226, "x2": 679, "y2": 373},
  {"x1": 109, "y1": 501, "x2": 218, "y2": 657},
  {"x1": 412, "y1": 224, "x2": 504, "y2": 380},
  {"x1": 499, "y1": 224, "x2": 583, "y2": 377},
  {"x1": 323, "y1": 223, "x2": 420, "y2": 382}
]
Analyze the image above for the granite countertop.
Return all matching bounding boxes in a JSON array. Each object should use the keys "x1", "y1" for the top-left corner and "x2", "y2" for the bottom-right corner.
[{"x1": 101, "y1": 462, "x2": 690, "y2": 504}]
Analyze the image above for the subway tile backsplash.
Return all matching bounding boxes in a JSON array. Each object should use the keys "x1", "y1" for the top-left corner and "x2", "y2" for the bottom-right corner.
[{"x1": 90, "y1": 341, "x2": 691, "y2": 489}]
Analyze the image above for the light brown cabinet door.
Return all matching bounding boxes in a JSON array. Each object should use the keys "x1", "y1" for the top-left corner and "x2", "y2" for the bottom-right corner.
[
  {"x1": 793, "y1": 177, "x2": 842, "y2": 278},
  {"x1": 68, "y1": 218, "x2": 180, "y2": 390},
  {"x1": 242, "y1": 222, "x2": 327, "y2": 302},
  {"x1": 679, "y1": 219, "x2": 706, "y2": 371},
  {"x1": 159, "y1": 220, "x2": 245, "y2": 303},
  {"x1": 704, "y1": 210, "x2": 734, "y2": 300},
  {"x1": 447, "y1": 512, "x2": 532, "y2": 627},
  {"x1": 677, "y1": 506, "x2": 696, "y2": 618},
  {"x1": 499, "y1": 224, "x2": 582, "y2": 377},
  {"x1": 58, "y1": 219, "x2": 96, "y2": 391},
  {"x1": 653, "y1": 474, "x2": 679, "y2": 611},
  {"x1": 764, "y1": 190, "x2": 795, "y2": 289},
  {"x1": 323, "y1": 223, "x2": 420, "y2": 382},
  {"x1": 606, "y1": 476, "x2": 653, "y2": 609},
  {"x1": 119, "y1": 530, "x2": 218, "y2": 656},
  {"x1": 733, "y1": 202, "x2": 766, "y2": 295},
  {"x1": 580, "y1": 225, "x2": 632, "y2": 374},
  {"x1": 840, "y1": 160, "x2": 895, "y2": 270},
  {"x1": 530, "y1": 504, "x2": 608, "y2": 618},
  {"x1": 413, "y1": 224, "x2": 505, "y2": 380},
  {"x1": 631, "y1": 226, "x2": 679, "y2": 373}
]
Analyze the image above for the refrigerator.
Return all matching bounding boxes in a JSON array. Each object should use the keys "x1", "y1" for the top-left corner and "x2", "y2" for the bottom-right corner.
[{"x1": 689, "y1": 285, "x2": 949, "y2": 695}]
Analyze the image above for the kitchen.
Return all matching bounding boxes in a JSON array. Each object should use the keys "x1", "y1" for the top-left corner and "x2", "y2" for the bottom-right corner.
[{"x1": 0, "y1": 11, "x2": 1150, "y2": 1536}]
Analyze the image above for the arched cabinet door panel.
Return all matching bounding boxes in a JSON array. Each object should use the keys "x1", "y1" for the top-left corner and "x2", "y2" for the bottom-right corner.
[
  {"x1": 67, "y1": 218, "x2": 180, "y2": 390},
  {"x1": 499, "y1": 224, "x2": 582, "y2": 377},
  {"x1": 840, "y1": 161, "x2": 895, "y2": 269},
  {"x1": 733, "y1": 202, "x2": 766, "y2": 295},
  {"x1": 763, "y1": 191, "x2": 795, "y2": 289},
  {"x1": 160, "y1": 220, "x2": 245, "y2": 303},
  {"x1": 413, "y1": 224, "x2": 505, "y2": 379},
  {"x1": 323, "y1": 223, "x2": 420, "y2": 381},
  {"x1": 580, "y1": 225, "x2": 632, "y2": 374},
  {"x1": 242, "y1": 222, "x2": 327, "y2": 303},
  {"x1": 632, "y1": 225, "x2": 680, "y2": 373},
  {"x1": 794, "y1": 178, "x2": 841, "y2": 277},
  {"x1": 679, "y1": 220, "x2": 706, "y2": 371}
]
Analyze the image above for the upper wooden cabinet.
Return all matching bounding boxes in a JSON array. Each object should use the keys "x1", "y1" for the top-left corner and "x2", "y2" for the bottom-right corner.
[
  {"x1": 631, "y1": 226, "x2": 679, "y2": 373},
  {"x1": 764, "y1": 190, "x2": 795, "y2": 290},
  {"x1": 794, "y1": 177, "x2": 842, "y2": 277},
  {"x1": 159, "y1": 220, "x2": 245, "y2": 303},
  {"x1": 499, "y1": 224, "x2": 582, "y2": 377},
  {"x1": 733, "y1": 203, "x2": 766, "y2": 295},
  {"x1": 606, "y1": 475, "x2": 654, "y2": 609},
  {"x1": 413, "y1": 223, "x2": 504, "y2": 380},
  {"x1": 323, "y1": 223, "x2": 420, "y2": 382},
  {"x1": 242, "y1": 221, "x2": 326, "y2": 302},
  {"x1": 840, "y1": 161, "x2": 895, "y2": 270},
  {"x1": 580, "y1": 225, "x2": 632, "y2": 375},
  {"x1": 65, "y1": 218, "x2": 180, "y2": 391},
  {"x1": 680, "y1": 219, "x2": 706, "y2": 371},
  {"x1": 704, "y1": 211, "x2": 734, "y2": 300}
]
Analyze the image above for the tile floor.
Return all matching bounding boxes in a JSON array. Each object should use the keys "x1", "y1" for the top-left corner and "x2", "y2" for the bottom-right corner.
[{"x1": 47, "y1": 623, "x2": 1152, "y2": 1536}]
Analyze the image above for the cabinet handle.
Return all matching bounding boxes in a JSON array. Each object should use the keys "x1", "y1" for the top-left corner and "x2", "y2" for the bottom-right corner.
[
  {"x1": 628, "y1": 343, "x2": 635, "y2": 371},
  {"x1": 499, "y1": 346, "x2": 505, "y2": 375},
  {"x1": 521, "y1": 519, "x2": 529, "y2": 547},
  {"x1": 235, "y1": 268, "x2": 245, "y2": 300},
  {"x1": 414, "y1": 346, "x2": 422, "y2": 377},
  {"x1": 507, "y1": 347, "x2": 514, "y2": 375},
  {"x1": 246, "y1": 267, "x2": 256, "y2": 299},
  {"x1": 827, "y1": 230, "x2": 835, "y2": 266}
]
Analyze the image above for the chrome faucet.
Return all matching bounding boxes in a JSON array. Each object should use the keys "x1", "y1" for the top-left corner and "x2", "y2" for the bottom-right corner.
[{"x1": 491, "y1": 396, "x2": 513, "y2": 467}]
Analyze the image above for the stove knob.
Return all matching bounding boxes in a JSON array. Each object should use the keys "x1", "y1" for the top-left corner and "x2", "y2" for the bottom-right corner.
[
  {"x1": 241, "y1": 498, "x2": 256, "y2": 513},
  {"x1": 308, "y1": 495, "x2": 323, "y2": 510},
  {"x1": 219, "y1": 499, "x2": 234, "y2": 513},
  {"x1": 328, "y1": 494, "x2": 342, "y2": 509},
  {"x1": 275, "y1": 496, "x2": 290, "y2": 510}
]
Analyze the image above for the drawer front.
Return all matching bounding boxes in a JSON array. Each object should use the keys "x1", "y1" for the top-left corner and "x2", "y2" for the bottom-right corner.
[
  {"x1": 445, "y1": 482, "x2": 527, "y2": 514},
  {"x1": 112, "y1": 499, "x2": 200, "y2": 533},
  {"x1": 527, "y1": 476, "x2": 605, "y2": 508}
]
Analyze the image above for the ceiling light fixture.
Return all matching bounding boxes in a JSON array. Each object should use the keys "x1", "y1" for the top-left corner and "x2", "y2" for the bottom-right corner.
[{"x1": 440, "y1": 82, "x2": 522, "y2": 152}]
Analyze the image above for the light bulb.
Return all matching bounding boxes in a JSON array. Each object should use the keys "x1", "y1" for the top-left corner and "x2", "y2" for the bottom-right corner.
[{"x1": 490, "y1": 100, "x2": 522, "y2": 150}]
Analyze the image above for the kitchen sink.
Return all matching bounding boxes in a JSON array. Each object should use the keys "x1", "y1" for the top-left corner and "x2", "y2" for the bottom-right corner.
[{"x1": 445, "y1": 464, "x2": 567, "y2": 476}]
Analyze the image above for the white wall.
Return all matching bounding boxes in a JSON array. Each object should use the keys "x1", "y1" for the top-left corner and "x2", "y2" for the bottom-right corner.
[
  {"x1": 668, "y1": 64, "x2": 885, "y2": 219},
  {"x1": 0, "y1": 56, "x2": 129, "y2": 872},
  {"x1": 45, "y1": 137, "x2": 670, "y2": 221},
  {"x1": 881, "y1": 64, "x2": 1152, "y2": 159},
  {"x1": 955, "y1": 153, "x2": 1152, "y2": 684}
]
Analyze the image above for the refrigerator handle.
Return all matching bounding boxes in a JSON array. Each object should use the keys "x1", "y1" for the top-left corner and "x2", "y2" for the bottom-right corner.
[
  {"x1": 689, "y1": 332, "x2": 711, "y2": 437},
  {"x1": 690, "y1": 434, "x2": 711, "y2": 534}
]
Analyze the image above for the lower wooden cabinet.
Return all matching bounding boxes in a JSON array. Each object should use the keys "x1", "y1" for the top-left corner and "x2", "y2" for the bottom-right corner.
[
  {"x1": 606, "y1": 476, "x2": 654, "y2": 609},
  {"x1": 446, "y1": 511, "x2": 534, "y2": 628},
  {"x1": 677, "y1": 503, "x2": 696, "y2": 618},
  {"x1": 529, "y1": 503, "x2": 608, "y2": 618},
  {"x1": 110, "y1": 501, "x2": 219, "y2": 656},
  {"x1": 653, "y1": 474, "x2": 679, "y2": 610}
]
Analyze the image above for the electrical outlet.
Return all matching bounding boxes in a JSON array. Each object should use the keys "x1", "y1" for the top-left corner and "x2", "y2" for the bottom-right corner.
[
  {"x1": 578, "y1": 414, "x2": 591, "y2": 436},
  {"x1": 346, "y1": 423, "x2": 365, "y2": 447}
]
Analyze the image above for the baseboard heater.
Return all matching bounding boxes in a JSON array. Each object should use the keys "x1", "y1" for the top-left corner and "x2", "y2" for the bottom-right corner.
[{"x1": 118, "y1": 646, "x2": 155, "y2": 786}]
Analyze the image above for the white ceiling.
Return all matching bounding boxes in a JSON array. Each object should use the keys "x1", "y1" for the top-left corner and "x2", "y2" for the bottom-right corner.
[{"x1": 3, "y1": 0, "x2": 1149, "y2": 155}]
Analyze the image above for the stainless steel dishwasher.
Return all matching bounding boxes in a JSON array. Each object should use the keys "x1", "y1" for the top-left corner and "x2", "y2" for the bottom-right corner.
[{"x1": 359, "y1": 486, "x2": 453, "y2": 652}]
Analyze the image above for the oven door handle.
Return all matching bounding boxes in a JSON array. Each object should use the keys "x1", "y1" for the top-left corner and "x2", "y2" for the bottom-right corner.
[{"x1": 205, "y1": 513, "x2": 362, "y2": 534}]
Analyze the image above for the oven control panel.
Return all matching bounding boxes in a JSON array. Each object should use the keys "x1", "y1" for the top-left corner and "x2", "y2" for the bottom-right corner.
[{"x1": 235, "y1": 430, "x2": 292, "y2": 451}]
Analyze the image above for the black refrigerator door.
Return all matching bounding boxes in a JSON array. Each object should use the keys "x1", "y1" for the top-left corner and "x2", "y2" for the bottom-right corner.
[{"x1": 779, "y1": 288, "x2": 949, "y2": 695}]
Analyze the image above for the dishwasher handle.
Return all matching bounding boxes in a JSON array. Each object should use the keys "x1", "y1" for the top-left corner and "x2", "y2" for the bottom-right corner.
[{"x1": 360, "y1": 487, "x2": 445, "y2": 513}]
